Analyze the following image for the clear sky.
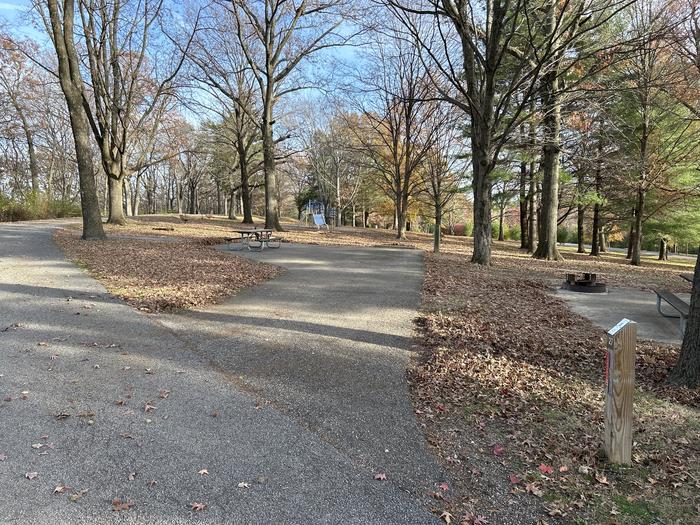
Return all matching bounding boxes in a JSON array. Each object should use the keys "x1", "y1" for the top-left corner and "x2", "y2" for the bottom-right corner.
[{"x1": 1, "y1": 0, "x2": 46, "y2": 40}]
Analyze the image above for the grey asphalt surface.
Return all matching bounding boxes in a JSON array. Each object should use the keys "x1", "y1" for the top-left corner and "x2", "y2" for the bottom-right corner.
[
  {"x1": 558, "y1": 287, "x2": 691, "y2": 344},
  {"x1": 158, "y1": 243, "x2": 446, "y2": 504},
  {"x1": 0, "y1": 221, "x2": 442, "y2": 524}
]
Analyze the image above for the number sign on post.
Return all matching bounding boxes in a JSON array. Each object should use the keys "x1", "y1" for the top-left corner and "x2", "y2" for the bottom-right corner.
[{"x1": 604, "y1": 318, "x2": 637, "y2": 465}]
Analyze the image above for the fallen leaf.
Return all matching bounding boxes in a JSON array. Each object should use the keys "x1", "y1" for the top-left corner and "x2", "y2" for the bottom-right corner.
[
  {"x1": 491, "y1": 444, "x2": 505, "y2": 456},
  {"x1": 198, "y1": 469, "x2": 209, "y2": 476},
  {"x1": 111, "y1": 497, "x2": 133, "y2": 512},
  {"x1": 508, "y1": 473, "x2": 521, "y2": 484},
  {"x1": 374, "y1": 472, "x2": 387, "y2": 481},
  {"x1": 237, "y1": 481, "x2": 250, "y2": 488},
  {"x1": 440, "y1": 510, "x2": 453, "y2": 524},
  {"x1": 595, "y1": 472, "x2": 610, "y2": 485},
  {"x1": 25, "y1": 472, "x2": 38, "y2": 480},
  {"x1": 53, "y1": 485, "x2": 71, "y2": 494},
  {"x1": 69, "y1": 489, "x2": 88, "y2": 502},
  {"x1": 190, "y1": 502, "x2": 206, "y2": 511},
  {"x1": 437, "y1": 482, "x2": 449, "y2": 491},
  {"x1": 538, "y1": 463, "x2": 554, "y2": 475},
  {"x1": 525, "y1": 482, "x2": 544, "y2": 497}
]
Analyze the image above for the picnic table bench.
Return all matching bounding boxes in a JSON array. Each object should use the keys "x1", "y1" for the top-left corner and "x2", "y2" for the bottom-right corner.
[
  {"x1": 654, "y1": 289, "x2": 690, "y2": 335},
  {"x1": 224, "y1": 229, "x2": 281, "y2": 251}
]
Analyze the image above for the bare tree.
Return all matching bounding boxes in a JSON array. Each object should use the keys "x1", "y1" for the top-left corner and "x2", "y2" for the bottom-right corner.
[
  {"x1": 75, "y1": 0, "x2": 196, "y2": 225},
  {"x1": 419, "y1": 105, "x2": 467, "y2": 252},
  {"x1": 185, "y1": 8, "x2": 263, "y2": 223},
  {"x1": 37, "y1": 0, "x2": 105, "y2": 239},
  {"x1": 220, "y1": 0, "x2": 358, "y2": 231}
]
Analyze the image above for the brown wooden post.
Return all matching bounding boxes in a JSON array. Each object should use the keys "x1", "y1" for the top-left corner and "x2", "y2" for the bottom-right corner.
[{"x1": 605, "y1": 319, "x2": 636, "y2": 465}]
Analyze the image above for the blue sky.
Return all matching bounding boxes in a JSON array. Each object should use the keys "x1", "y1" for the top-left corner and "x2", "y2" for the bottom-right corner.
[{"x1": 1, "y1": 0, "x2": 44, "y2": 39}]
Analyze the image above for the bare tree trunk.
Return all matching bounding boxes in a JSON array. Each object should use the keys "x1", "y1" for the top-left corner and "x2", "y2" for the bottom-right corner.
[
  {"x1": 600, "y1": 230, "x2": 608, "y2": 252},
  {"x1": 45, "y1": 0, "x2": 105, "y2": 240},
  {"x1": 577, "y1": 203, "x2": 586, "y2": 253},
  {"x1": 669, "y1": 248, "x2": 700, "y2": 387},
  {"x1": 631, "y1": 188, "x2": 645, "y2": 265},
  {"x1": 107, "y1": 176, "x2": 127, "y2": 225},
  {"x1": 434, "y1": 202, "x2": 442, "y2": 253},
  {"x1": 658, "y1": 238, "x2": 668, "y2": 261},
  {"x1": 590, "y1": 161, "x2": 601, "y2": 256},
  {"x1": 534, "y1": 59, "x2": 563, "y2": 259},
  {"x1": 15, "y1": 108, "x2": 40, "y2": 196},
  {"x1": 262, "y1": 108, "x2": 282, "y2": 230},
  {"x1": 132, "y1": 173, "x2": 141, "y2": 216},
  {"x1": 626, "y1": 209, "x2": 635, "y2": 259},
  {"x1": 124, "y1": 180, "x2": 133, "y2": 217},
  {"x1": 471, "y1": 148, "x2": 492, "y2": 265},
  {"x1": 238, "y1": 146, "x2": 254, "y2": 224},
  {"x1": 228, "y1": 187, "x2": 238, "y2": 220},
  {"x1": 498, "y1": 203, "x2": 505, "y2": 242},
  {"x1": 519, "y1": 161, "x2": 528, "y2": 248},
  {"x1": 534, "y1": 0, "x2": 563, "y2": 261},
  {"x1": 527, "y1": 165, "x2": 537, "y2": 252}
]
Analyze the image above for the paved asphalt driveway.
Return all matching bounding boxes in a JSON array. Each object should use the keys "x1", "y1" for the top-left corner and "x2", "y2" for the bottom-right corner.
[{"x1": 0, "y1": 221, "x2": 442, "y2": 524}]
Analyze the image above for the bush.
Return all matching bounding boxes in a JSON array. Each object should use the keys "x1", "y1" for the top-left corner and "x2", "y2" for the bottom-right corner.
[
  {"x1": 0, "y1": 195, "x2": 81, "y2": 222},
  {"x1": 507, "y1": 225, "x2": 521, "y2": 241},
  {"x1": 557, "y1": 226, "x2": 573, "y2": 244}
]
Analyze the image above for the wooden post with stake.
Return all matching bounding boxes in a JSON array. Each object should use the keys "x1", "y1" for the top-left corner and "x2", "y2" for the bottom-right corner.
[{"x1": 604, "y1": 318, "x2": 636, "y2": 465}]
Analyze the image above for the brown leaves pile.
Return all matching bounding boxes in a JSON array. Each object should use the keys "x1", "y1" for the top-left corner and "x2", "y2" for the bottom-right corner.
[
  {"x1": 54, "y1": 229, "x2": 282, "y2": 312},
  {"x1": 411, "y1": 252, "x2": 700, "y2": 524}
]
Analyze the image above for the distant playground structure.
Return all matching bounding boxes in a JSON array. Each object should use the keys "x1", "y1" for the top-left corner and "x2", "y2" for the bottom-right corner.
[{"x1": 300, "y1": 200, "x2": 330, "y2": 230}]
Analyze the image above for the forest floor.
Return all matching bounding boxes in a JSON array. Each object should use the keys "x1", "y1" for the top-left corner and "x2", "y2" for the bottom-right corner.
[{"x1": 59, "y1": 214, "x2": 700, "y2": 524}]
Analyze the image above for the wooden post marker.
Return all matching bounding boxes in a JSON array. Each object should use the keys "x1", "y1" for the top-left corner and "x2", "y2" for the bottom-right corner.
[{"x1": 604, "y1": 318, "x2": 637, "y2": 465}]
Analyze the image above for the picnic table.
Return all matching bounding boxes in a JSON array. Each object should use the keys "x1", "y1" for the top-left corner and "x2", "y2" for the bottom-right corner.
[
  {"x1": 680, "y1": 273, "x2": 694, "y2": 283},
  {"x1": 225, "y1": 228, "x2": 280, "y2": 251}
]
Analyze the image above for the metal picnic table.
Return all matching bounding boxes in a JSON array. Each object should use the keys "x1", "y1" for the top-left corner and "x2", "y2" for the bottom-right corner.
[
  {"x1": 680, "y1": 273, "x2": 694, "y2": 283},
  {"x1": 226, "y1": 228, "x2": 280, "y2": 251}
]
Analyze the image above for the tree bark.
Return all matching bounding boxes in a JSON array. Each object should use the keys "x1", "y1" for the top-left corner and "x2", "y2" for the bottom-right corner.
[
  {"x1": 107, "y1": 176, "x2": 127, "y2": 225},
  {"x1": 262, "y1": 121, "x2": 282, "y2": 230},
  {"x1": 626, "y1": 209, "x2": 636, "y2": 259},
  {"x1": 15, "y1": 106, "x2": 40, "y2": 196},
  {"x1": 228, "y1": 188, "x2": 238, "y2": 220},
  {"x1": 527, "y1": 164, "x2": 537, "y2": 252},
  {"x1": 669, "y1": 248, "x2": 700, "y2": 387},
  {"x1": 658, "y1": 238, "x2": 668, "y2": 261},
  {"x1": 45, "y1": 0, "x2": 105, "y2": 240},
  {"x1": 577, "y1": 202, "x2": 586, "y2": 253},
  {"x1": 600, "y1": 230, "x2": 608, "y2": 252},
  {"x1": 434, "y1": 203, "x2": 442, "y2": 253},
  {"x1": 471, "y1": 148, "x2": 492, "y2": 265},
  {"x1": 519, "y1": 161, "x2": 528, "y2": 248},
  {"x1": 533, "y1": 0, "x2": 563, "y2": 261},
  {"x1": 498, "y1": 203, "x2": 505, "y2": 242},
  {"x1": 631, "y1": 188, "x2": 645, "y2": 265}
]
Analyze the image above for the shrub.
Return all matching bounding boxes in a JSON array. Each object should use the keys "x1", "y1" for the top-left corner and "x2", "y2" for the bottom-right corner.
[
  {"x1": 557, "y1": 226, "x2": 573, "y2": 244},
  {"x1": 507, "y1": 225, "x2": 521, "y2": 241},
  {"x1": 0, "y1": 195, "x2": 81, "y2": 222}
]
